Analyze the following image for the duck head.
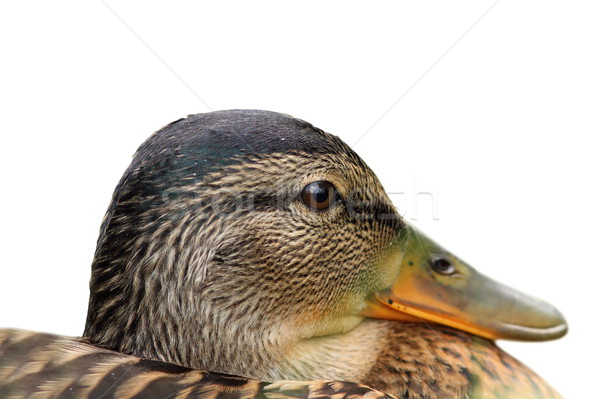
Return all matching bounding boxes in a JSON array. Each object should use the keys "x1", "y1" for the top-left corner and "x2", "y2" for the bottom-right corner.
[{"x1": 84, "y1": 110, "x2": 566, "y2": 380}]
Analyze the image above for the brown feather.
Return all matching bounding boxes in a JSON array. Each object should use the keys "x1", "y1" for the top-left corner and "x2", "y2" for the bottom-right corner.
[{"x1": 0, "y1": 329, "x2": 395, "y2": 399}]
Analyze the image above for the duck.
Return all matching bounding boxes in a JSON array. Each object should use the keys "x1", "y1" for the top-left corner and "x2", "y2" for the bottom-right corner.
[{"x1": 0, "y1": 110, "x2": 567, "y2": 399}]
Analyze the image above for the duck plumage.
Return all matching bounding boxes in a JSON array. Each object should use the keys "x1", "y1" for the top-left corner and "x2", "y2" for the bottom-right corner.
[
  {"x1": 0, "y1": 329, "x2": 393, "y2": 399},
  {"x1": 0, "y1": 110, "x2": 567, "y2": 398}
]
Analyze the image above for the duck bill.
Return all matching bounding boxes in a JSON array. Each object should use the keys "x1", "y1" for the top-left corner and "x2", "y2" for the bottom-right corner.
[{"x1": 364, "y1": 225, "x2": 568, "y2": 341}]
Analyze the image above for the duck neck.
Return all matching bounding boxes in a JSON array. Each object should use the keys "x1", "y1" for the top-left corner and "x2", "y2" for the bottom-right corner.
[{"x1": 265, "y1": 319, "x2": 390, "y2": 382}]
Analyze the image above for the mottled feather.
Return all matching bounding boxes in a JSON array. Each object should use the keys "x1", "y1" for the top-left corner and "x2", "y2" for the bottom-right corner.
[{"x1": 0, "y1": 329, "x2": 395, "y2": 399}]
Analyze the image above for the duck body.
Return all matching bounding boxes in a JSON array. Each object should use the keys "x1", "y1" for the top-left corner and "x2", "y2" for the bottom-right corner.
[
  {"x1": 0, "y1": 328, "x2": 393, "y2": 399},
  {"x1": 0, "y1": 325, "x2": 560, "y2": 399},
  {"x1": 0, "y1": 110, "x2": 566, "y2": 398}
]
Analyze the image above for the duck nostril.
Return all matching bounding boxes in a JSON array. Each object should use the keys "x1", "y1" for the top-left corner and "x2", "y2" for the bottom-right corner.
[{"x1": 430, "y1": 257, "x2": 456, "y2": 275}]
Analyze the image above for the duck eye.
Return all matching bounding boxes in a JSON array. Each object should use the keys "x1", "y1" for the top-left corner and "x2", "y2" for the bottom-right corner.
[
  {"x1": 430, "y1": 257, "x2": 456, "y2": 275},
  {"x1": 301, "y1": 181, "x2": 339, "y2": 211}
]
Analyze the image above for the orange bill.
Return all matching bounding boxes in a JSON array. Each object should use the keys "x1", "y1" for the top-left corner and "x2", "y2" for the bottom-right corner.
[{"x1": 363, "y1": 225, "x2": 568, "y2": 341}]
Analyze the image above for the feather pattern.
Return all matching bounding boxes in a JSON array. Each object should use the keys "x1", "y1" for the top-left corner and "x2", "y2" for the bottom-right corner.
[{"x1": 0, "y1": 329, "x2": 394, "y2": 399}]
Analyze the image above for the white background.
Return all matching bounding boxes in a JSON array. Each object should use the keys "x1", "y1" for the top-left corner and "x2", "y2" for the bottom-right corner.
[{"x1": 1, "y1": 1, "x2": 598, "y2": 397}]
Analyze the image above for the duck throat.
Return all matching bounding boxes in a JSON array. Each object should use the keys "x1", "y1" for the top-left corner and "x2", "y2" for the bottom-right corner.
[{"x1": 266, "y1": 319, "x2": 389, "y2": 382}]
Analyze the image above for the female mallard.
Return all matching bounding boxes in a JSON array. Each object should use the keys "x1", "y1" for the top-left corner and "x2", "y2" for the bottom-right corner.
[{"x1": 0, "y1": 110, "x2": 567, "y2": 398}]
